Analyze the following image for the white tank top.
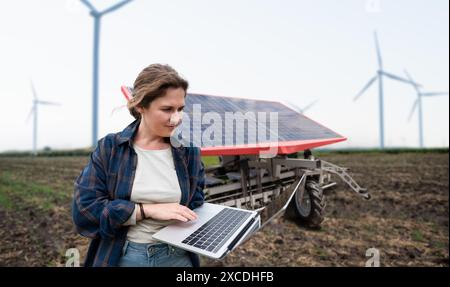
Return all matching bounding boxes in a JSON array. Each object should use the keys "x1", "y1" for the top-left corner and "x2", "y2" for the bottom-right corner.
[{"x1": 126, "y1": 144, "x2": 182, "y2": 243}]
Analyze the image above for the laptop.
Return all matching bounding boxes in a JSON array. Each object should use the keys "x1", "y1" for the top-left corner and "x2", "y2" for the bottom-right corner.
[
  {"x1": 153, "y1": 174, "x2": 306, "y2": 259},
  {"x1": 152, "y1": 203, "x2": 261, "y2": 259}
]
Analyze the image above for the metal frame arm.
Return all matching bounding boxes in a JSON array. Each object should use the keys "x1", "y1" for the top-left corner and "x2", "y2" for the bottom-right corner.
[{"x1": 321, "y1": 160, "x2": 371, "y2": 200}]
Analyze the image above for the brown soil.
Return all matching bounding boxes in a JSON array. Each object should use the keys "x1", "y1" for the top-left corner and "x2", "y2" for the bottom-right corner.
[{"x1": 0, "y1": 152, "x2": 448, "y2": 267}]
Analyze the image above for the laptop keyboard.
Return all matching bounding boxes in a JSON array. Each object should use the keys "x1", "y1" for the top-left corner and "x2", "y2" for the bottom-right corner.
[{"x1": 181, "y1": 208, "x2": 252, "y2": 253}]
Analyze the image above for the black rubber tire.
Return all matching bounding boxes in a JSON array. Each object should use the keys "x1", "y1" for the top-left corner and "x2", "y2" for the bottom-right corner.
[{"x1": 286, "y1": 180, "x2": 326, "y2": 229}]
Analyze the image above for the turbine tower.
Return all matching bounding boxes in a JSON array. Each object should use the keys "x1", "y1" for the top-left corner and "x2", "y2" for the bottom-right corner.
[
  {"x1": 26, "y1": 80, "x2": 60, "y2": 155},
  {"x1": 80, "y1": 0, "x2": 134, "y2": 147},
  {"x1": 353, "y1": 31, "x2": 419, "y2": 149},
  {"x1": 404, "y1": 70, "x2": 449, "y2": 148}
]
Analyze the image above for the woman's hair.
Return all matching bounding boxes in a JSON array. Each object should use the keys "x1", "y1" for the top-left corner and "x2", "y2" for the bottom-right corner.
[{"x1": 128, "y1": 64, "x2": 189, "y2": 119}]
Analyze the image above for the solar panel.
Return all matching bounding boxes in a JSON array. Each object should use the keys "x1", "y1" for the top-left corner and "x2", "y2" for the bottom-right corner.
[{"x1": 121, "y1": 86, "x2": 346, "y2": 156}]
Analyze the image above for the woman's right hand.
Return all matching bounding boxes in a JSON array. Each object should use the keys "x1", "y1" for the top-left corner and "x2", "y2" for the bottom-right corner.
[{"x1": 140, "y1": 203, "x2": 198, "y2": 222}]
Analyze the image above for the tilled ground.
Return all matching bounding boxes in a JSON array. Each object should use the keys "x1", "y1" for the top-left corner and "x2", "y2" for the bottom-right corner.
[{"x1": 0, "y1": 152, "x2": 448, "y2": 267}]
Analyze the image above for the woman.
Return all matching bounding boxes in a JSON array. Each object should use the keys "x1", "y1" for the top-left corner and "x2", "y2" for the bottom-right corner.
[{"x1": 72, "y1": 64, "x2": 205, "y2": 267}]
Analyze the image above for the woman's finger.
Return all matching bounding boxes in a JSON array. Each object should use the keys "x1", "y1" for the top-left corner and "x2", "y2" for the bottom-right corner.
[
  {"x1": 178, "y1": 209, "x2": 196, "y2": 221},
  {"x1": 181, "y1": 206, "x2": 198, "y2": 220},
  {"x1": 173, "y1": 213, "x2": 188, "y2": 222},
  {"x1": 182, "y1": 207, "x2": 197, "y2": 220}
]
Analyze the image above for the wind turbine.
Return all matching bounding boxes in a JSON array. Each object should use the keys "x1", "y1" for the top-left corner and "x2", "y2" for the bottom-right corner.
[
  {"x1": 353, "y1": 31, "x2": 420, "y2": 149},
  {"x1": 80, "y1": 0, "x2": 134, "y2": 148},
  {"x1": 287, "y1": 100, "x2": 319, "y2": 114},
  {"x1": 26, "y1": 80, "x2": 60, "y2": 155},
  {"x1": 404, "y1": 70, "x2": 449, "y2": 148}
]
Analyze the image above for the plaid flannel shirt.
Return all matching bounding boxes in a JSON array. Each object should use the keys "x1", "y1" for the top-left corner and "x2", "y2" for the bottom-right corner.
[{"x1": 72, "y1": 119, "x2": 205, "y2": 267}]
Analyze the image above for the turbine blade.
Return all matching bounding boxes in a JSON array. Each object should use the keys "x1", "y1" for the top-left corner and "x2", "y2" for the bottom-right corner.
[
  {"x1": 374, "y1": 31, "x2": 383, "y2": 68},
  {"x1": 100, "y1": 0, "x2": 133, "y2": 15},
  {"x1": 382, "y1": 71, "x2": 421, "y2": 86},
  {"x1": 80, "y1": 0, "x2": 98, "y2": 13},
  {"x1": 26, "y1": 106, "x2": 35, "y2": 123},
  {"x1": 403, "y1": 69, "x2": 421, "y2": 93},
  {"x1": 286, "y1": 101, "x2": 304, "y2": 114},
  {"x1": 407, "y1": 99, "x2": 419, "y2": 122},
  {"x1": 421, "y1": 92, "x2": 449, "y2": 97},
  {"x1": 301, "y1": 99, "x2": 319, "y2": 113},
  {"x1": 30, "y1": 79, "x2": 38, "y2": 100},
  {"x1": 403, "y1": 69, "x2": 414, "y2": 82},
  {"x1": 354, "y1": 76, "x2": 377, "y2": 101},
  {"x1": 37, "y1": 100, "x2": 60, "y2": 106}
]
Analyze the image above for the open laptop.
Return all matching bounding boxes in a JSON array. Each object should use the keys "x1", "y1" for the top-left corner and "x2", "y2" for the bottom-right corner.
[
  {"x1": 153, "y1": 174, "x2": 305, "y2": 259},
  {"x1": 152, "y1": 203, "x2": 261, "y2": 259}
]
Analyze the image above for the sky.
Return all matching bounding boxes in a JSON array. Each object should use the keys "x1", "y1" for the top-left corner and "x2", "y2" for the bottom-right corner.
[{"x1": 0, "y1": 0, "x2": 448, "y2": 152}]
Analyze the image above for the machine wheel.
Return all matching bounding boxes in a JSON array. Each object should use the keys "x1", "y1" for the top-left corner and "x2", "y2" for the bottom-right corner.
[{"x1": 286, "y1": 180, "x2": 326, "y2": 229}]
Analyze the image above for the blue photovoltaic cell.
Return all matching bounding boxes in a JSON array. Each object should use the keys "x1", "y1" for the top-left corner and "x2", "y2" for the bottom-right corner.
[{"x1": 171, "y1": 93, "x2": 343, "y2": 148}]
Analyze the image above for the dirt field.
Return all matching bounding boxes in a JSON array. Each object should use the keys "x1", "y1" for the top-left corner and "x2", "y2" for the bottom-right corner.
[{"x1": 0, "y1": 151, "x2": 448, "y2": 267}]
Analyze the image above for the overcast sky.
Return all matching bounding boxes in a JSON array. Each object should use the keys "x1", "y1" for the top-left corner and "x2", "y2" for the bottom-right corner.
[{"x1": 0, "y1": 0, "x2": 448, "y2": 152}]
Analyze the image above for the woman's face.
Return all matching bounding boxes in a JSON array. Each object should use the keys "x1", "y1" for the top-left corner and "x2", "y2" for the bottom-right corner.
[{"x1": 138, "y1": 87, "x2": 185, "y2": 138}]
